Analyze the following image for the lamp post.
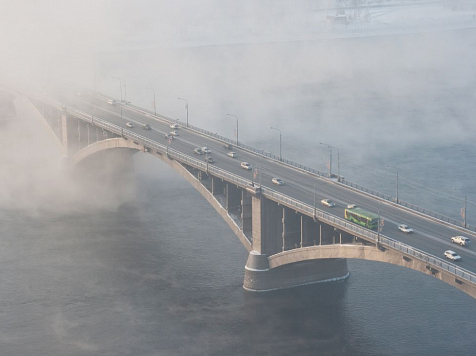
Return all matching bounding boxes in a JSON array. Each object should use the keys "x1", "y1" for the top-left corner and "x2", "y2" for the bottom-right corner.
[
  {"x1": 226, "y1": 114, "x2": 239, "y2": 146},
  {"x1": 112, "y1": 76, "x2": 123, "y2": 120},
  {"x1": 453, "y1": 188, "x2": 467, "y2": 228},
  {"x1": 177, "y1": 97, "x2": 188, "y2": 127},
  {"x1": 320, "y1": 142, "x2": 339, "y2": 179},
  {"x1": 146, "y1": 87, "x2": 156, "y2": 115},
  {"x1": 386, "y1": 164, "x2": 399, "y2": 204},
  {"x1": 270, "y1": 126, "x2": 282, "y2": 161}
]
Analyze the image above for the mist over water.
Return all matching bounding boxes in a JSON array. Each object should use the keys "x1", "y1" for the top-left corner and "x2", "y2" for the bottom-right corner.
[{"x1": 1, "y1": 1, "x2": 476, "y2": 355}]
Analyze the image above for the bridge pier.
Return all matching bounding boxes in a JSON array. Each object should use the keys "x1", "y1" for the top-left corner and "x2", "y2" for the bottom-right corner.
[
  {"x1": 244, "y1": 252, "x2": 348, "y2": 292},
  {"x1": 244, "y1": 194, "x2": 349, "y2": 292}
]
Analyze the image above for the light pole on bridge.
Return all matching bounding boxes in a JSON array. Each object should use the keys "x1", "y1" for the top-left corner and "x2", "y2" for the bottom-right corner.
[
  {"x1": 386, "y1": 164, "x2": 399, "y2": 204},
  {"x1": 270, "y1": 126, "x2": 282, "y2": 161},
  {"x1": 320, "y1": 143, "x2": 340, "y2": 180},
  {"x1": 453, "y1": 188, "x2": 468, "y2": 229},
  {"x1": 146, "y1": 87, "x2": 156, "y2": 115},
  {"x1": 227, "y1": 114, "x2": 239, "y2": 146},
  {"x1": 177, "y1": 97, "x2": 189, "y2": 127},
  {"x1": 112, "y1": 76, "x2": 124, "y2": 121}
]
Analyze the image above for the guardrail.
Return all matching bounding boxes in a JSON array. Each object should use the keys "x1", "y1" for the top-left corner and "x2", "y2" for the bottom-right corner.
[
  {"x1": 33, "y1": 97, "x2": 476, "y2": 286},
  {"x1": 341, "y1": 180, "x2": 475, "y2": 232}
]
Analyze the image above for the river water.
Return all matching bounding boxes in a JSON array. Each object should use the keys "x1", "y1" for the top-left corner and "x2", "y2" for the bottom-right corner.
[{"x1": 2, "y1": 30, "x2": 476, "y2": 355}]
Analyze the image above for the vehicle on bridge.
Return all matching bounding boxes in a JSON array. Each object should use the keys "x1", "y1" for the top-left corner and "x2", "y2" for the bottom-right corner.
[
  {"x1": 107, "y1": 99, "x2": 116, "y2": 106},
  {"x1": 194, "y1": 148, "x2": 204, "y2": 155},
  {"x1": 398, "y1": 224, "x2": 414, "y2": 234},
  {"x1": 205, "y1": 156, "x2": 215, "y2": 164},
  {"x1": 347, "y1": 204, "x2": 357, "y2": 209},
  {"x1": 444, "y1": 250, "x2": 462, "y2": 262},
  {"x1": 165, "y1": 133, "x2": 174, "y2": 140},
  {"x1": 227, "y1": 152, "x2": 237, "y2": 158},
  {"x1": 272, "y1": 178, "x2": 284, "y2": 186},
  {"x1": 170, "y1": 123, "x2": 179, "y2": 129},
  {"x1": 202, "y1": 147, "x2": 211, "y2": 154},
  {"x1": 126, "y1": 122, "x2": 134, "y2": 128},
  {"x1": 344, "y1": 207, "x2": 378, "y2": 230},
  {"x1": 170, "y1": 130, "x2": 179, "y2": 136},
  {"x1": 142, "y1": 124, "x2": 151, "y2": 130},
  {"x1": 224, "y1": 143, "x2": 233, "y2": 150},
  {"x1": 321, "y1": 199, "x2": 336, "y2": 207},
  {"x1": 451, "y1": 236, "x2": 470, "y2": 246},
  {"x1": 241, "y1": 162, "x2": 252, "y2": 170}
]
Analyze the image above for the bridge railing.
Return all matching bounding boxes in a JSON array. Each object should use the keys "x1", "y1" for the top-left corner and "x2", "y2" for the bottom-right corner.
[
  {"x1": 39, "y1": 100, "x2": 476, "y2": 286},
  {"x1": 122, "y1": 98, "x2": 475, "y2": 233},
  {"x1": 340, "y1": 180, "x2": 474, "y2": 231}
]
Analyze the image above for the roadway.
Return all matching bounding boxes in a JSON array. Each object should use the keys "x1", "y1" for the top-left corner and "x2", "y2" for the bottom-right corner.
[{"x1": 46, "y1": 89, "x2": 476, "y2": 274}]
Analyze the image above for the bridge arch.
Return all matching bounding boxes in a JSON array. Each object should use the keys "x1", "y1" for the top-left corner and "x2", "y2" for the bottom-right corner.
[
  {"x1": 72, "y1": 137, "x2": 142, "y2": 165},
  {"x1": 264, "y1": 245, "x2": 476, "y2": 297},
  {"x1": 72, "y1": 137, "x2": 253, "y2": 251}
]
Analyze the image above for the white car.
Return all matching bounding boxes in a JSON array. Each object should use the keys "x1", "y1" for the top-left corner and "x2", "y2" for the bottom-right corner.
[
  {"x1": 194, "y1": 148, "x2": 203, "y2": 155},
  {"x1": 126, "y1": 122, "x2": 134, "y2": 128},
  {"x1": 227, "y1": 152, "x2": 237, "y2": 158},
  {"x1": 107, "y1": 99, "x2": 116, "y2": 106},
  {"x1": 170, "y1": 130, "x2": 179, "y2": 136},
  {"x1": 347, "y1": 204, "x2": 357, "y2": 209},
  {"x1": 272, "y1": 178, "x2": 284, "y2": 186},
  {"x1": 444, "y1": 250, "x2": 462, "y2": 262},
  {"x1": 398, "y1": 224, "x2": 414, "y2": 233},
  {"x1": 241, "y1": 162, "x2": 252, "y2": 170},
  {"x1": 451, "y1": 236, "x2": 470, "y2": 246},
  {"x1": 170, "y1": 123, "x2": 179, "y2": 129},
  {"x1": 201, "y1": 147, "x2": 211, "y2": 154},
  {"x1": 321, "y1": 199, "x2": 335, "y2": 207}
]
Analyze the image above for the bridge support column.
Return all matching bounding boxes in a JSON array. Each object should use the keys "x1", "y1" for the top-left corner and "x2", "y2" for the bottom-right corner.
[
  {"x1": 225, "y1": 183, "x2": 241, "y2": 213},
  {"x1": 211, "y1": 176, "x2": 225, "y2": 196},
  {"x1": 301, "y1": 215, "x2": 318, "y2": 248},
  {"x1": 241, "y1": 191, "x2": 252, "y2": 239},
  {"x1": 244, "y1": 197, "x2": 349, "y2": 292},
  {"x1": 282, "y1": 207, "x2": 300, "y2": 251}
]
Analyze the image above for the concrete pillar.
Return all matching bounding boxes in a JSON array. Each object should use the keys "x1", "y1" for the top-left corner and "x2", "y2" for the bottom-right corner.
[
  {"x1": 61, "y1": 113, "x2": 68, "y2": 154},
  {"x1": 241, "y1": 190, "x2": 252, "y2": 239},
  {"x1": 301, "y1": 215, "x2": 318, "y2": 248},
  {"x1": 211, "y1": 176, "x2": 225, "y2": 196},
  {"x1": 320, "y1": 222, "x2": 335, "y2": 245},
  {"x1": 225, "y1": 183, "x2": 241, "y2": 213},
  {"x1": 282, "y1": 207, "x2": 300, "y2": 251}
]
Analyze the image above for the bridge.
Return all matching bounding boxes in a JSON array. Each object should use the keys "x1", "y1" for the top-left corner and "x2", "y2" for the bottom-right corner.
[{"x1": 23, "y1": 87, "x2": 476, "y2": 298}]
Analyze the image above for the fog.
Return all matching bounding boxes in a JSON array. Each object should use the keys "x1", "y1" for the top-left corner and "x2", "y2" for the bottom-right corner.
[
  {"x1": 2, "y1": 2, "x2": 476, "y2": 355},
  {"x1": 1, "y1": 2, "x2": 476, "y2": 212},
  {"x1": 0, "y1": 1, "x2": 474, "y2": 217}
]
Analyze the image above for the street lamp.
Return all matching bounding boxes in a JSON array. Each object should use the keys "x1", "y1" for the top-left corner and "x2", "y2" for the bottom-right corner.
[
  {"x1": 227, "y1": 114, "x2": 239, "y2": 146},
  {"x1": 146, "y1": 87, "x2": 156, "y2": 115},
  {"x1": 453, "y1": 188, "x2": 467, "y2": 228},
  {"x1": 177, "y1": 97, "x2": 188, "y2": 127},
  {"x1": 320, "y1": 142, "x2": 340, "y2": 180},
  {"x1": 270, "y1": 126, "x2": 282, "y2": 161},
  {"x1": 112, "y1": 76, "x2": 123, "y2": 120},
  {"x1": 386, "y1": 164, "x2": 399, "y2": 204}
]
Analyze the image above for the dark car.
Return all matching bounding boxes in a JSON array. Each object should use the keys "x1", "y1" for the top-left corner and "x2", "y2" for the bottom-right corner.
[
  {"x1": 143, "y1": 124, "x2": 151, "y2": 130},
  {"x1": 205, "y1": 157, "x2": 215, "y2": 163},
  {"x1": 224, "y1": 143, "x2": 233, "y2": 150}
]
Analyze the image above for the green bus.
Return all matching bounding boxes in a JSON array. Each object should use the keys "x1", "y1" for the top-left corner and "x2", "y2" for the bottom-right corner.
[{"x1": 344, "y1": 207, "x2": 379, "y2": 230}]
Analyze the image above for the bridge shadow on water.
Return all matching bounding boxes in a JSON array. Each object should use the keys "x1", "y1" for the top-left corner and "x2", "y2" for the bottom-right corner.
[{"x1": 239, "y1": 281, "x2": 360, "y2": 356}]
